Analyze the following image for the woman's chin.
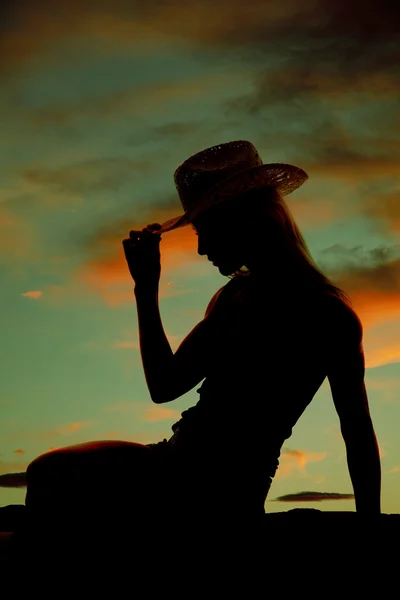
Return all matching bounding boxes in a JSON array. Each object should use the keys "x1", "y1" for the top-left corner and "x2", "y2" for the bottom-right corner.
[{"x1": 216, "y1": 261, "x2": 239, "y2": 276}]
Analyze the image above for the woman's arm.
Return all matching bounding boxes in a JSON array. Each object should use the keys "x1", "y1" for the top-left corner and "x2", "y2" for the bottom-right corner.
[
  {"x1": 134, "y1": 285, "x2": 175, "y2": 404},
  {"x1": 134, "y1": 284, "x2": 224, "y2": 404},
  {"x1": 326, "y1": 299, "x2": 381, "y2": 515},
  {"x1": 342, "y1": 407, "x2": 381, "y2": 515}
]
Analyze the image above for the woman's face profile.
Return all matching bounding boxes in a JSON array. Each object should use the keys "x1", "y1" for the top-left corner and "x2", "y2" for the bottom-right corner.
[{"x1": 192, "y1": 202, "x2": 251, "y2": 276}]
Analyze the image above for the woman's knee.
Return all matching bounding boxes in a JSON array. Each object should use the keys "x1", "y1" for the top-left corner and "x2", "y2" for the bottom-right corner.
[{"x1": 26, "y1": 450, "x2": 58, "y2": 481}]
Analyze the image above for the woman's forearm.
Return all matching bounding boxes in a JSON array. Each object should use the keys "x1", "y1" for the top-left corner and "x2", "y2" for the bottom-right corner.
[
  {"x1": 344, "y1": 423, "x2": 381, "y2": 515},
  {"x1": 134, "y1": 285, "x2": 175, "y2": 404}
]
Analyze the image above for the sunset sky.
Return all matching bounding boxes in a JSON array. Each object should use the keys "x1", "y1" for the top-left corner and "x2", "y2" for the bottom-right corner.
[{"x1": 1, "y1": 0, "x2": 400, "y2": 516}]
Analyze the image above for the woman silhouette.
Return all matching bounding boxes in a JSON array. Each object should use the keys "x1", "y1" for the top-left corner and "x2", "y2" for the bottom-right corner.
[{"x1": 23, "y1": 142, "x2": 381, "y2": 534}]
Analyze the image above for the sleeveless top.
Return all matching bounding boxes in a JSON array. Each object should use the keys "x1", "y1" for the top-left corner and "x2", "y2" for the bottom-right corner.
[{"x1": 167, "y1": 272, "x2": 330, "y2": 482}]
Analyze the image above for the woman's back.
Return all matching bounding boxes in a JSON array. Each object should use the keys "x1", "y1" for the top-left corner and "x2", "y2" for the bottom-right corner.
[
  {"x1": 169, "y1": 274, "x2": 341, "y2": 460},
  {"x1": 165, "y1": 274, "x2": 347, "y2": 515}
]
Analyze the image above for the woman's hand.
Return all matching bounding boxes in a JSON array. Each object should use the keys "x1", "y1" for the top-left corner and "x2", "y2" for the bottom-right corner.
[{"x1": 122, "y1": 223, "x2": 163, "y2": 290}]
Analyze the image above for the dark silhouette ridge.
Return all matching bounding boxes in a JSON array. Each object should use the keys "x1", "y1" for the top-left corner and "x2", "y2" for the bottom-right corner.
[
  {"x1": 1, "y1": 504, "x2": 399, "y2": 535},
  {"x1": 1, "y1": 505, "x2": 397, "y2": 594}
]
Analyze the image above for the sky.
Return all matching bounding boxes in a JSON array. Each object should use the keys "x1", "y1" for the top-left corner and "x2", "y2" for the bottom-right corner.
[{"x1": 1, "y1": 0, "x2": 400, "y2": 516}]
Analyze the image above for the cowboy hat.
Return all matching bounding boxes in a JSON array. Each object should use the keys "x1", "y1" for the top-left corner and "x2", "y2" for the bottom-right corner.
[{"x1": 157, "y1": 140, "x2": 308, "y2": 234}]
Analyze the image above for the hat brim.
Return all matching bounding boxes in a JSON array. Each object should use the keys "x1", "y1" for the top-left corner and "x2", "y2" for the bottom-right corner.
[{"x1": 158, "y1": 162, "x2": 308, "y2": 234}]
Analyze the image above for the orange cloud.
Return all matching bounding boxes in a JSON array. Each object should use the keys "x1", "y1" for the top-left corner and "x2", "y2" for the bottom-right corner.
[
  {"x1": 102, "y1": 430, "x2": 128, "y2": 438},
  {"x1": 20, "y1": 290, "x2": 43, "y2": 299},
  {"x1": 13, "y1": 449, "x2": 25, "y2": 455},
  {"x1": 309, "y1": 157, "x2": 400, "y2": 185},
  {"x1": 0, "y1": 206, "x2": 40, "y2": 269},
  {"x1": 55, "y1": 422, "x2": 94, "y2": 436},
  {"x1": 72, "y1": 225, "x2": 201, "y2": 307},
  {"x1": 1, "y1": 422, "x2": 98, "y2": 453},
  {"x1": 378, "y1": 442, "x2": 387, "y2": 459},
  {"x1": 318, "y1": 248, "x2": 400, "y2": 368},
  {"x1": 365, "y1": 342, "x2": 400, "y2": 370},
  {"x1": 2, "y1": 1, "x2": 398, "y2": 86},
  {"x1": 357, "y1": 315, "x2": 400, "y2": 369},
  {"x1": 366, "y1": 376, "x2": 400, "y2": 404},
  {"x1": 291, "y1": 196, "x2": 340, "y2": 229},
  {"x1": 323, "y1": 423, "x2": 342, "y2": 441},
  {"x1": 110, "y1": 332, "x2": 181, "y2": 352},
  {"x1": 142, "y1": 406, "x2": 181, "y2": 423},
  {"x1": 389, "y1": 466, "x2": 400, "y2": 473},
  {"x1": 351, "y1": 290, "x2": 400, "y2": 332},
  {"x1": 0, "y1": 1, "x2": 292, "y2": 73},
  {"x1": 0, "y1": 460, "x2": 29, "y2": 476},
  {"x1": 102, "y1": 401, "x2": 138, "y2": 413},
  {"x1": 102, "y1": 401, "x2": 180, "y2": 423},
  {"x1": 0, "y1": 1, "x2": 167, "y2": 74},
  {"x1": 362, "y1": 189, "x2": 400, "y2": 235},
  {"x1": 110, "y1": 341, "x2": 140, "y2": 350},
  {"x1": 275, "y1": 447, "x2": 327, "y2": 479},
  {"x1": 39, "y1": 284, "x2": 88, "y2": 309}
]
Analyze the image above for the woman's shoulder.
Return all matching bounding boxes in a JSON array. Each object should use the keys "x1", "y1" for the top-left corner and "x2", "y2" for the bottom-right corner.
[
  {"x1": 204, "y1": 276, "x2": 245, "y2": 318},
  {"x1": 204, "y1": 283, "x2": 228, "y2": 318},
  {"x1": 318, "y1": 288, "x2": 363, "y2": 340}
]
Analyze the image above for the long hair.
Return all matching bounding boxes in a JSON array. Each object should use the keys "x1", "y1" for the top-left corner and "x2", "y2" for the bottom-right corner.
[{"x1": 226, "y1": 185, "x2": 353, "y2": 308}]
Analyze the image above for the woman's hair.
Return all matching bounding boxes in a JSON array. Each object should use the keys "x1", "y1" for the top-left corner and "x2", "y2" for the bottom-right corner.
[{"x1": 225, "y1": 185, "x2": 353, "y2": 308}]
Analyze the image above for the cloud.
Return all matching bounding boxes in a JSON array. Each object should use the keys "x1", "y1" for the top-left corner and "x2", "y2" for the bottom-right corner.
[
  {"x1": 55, "y1": 422, "x2": 93, "y2": 436},
  {"x1": 75, "y1": 192, "x2": 188, "y2": 255},
  {"x1": 71, "y1": 218, "x2": 200, "y2": 307},
  {"x1": 24, "y1": 157, "x2": 153, "y2": 195},
  {"x1": 102, "y1": 430, "x2": 128, "y2": 438},
  {"x1": 102, "y1": 400, "x2": 180, "y2": 423},
  {"x1": 275, "y1": 447, "x2": 327, "y2": 479},
  {"x1": 13, "y1": 449, "x2": 25, "y2": 454},
  {"x1": 151, "y1": 121, "x2": 205, "y2": 139},
  {"x1": 10, "y1": 71, "x2": 241, "y2": 130},
  {"x1": 273, "y1": 491, "x2": 354, "y2": 502},
  {"x1": 110, "y1": 332, "x2": 181, "y2": 352},
  {"x1": 317, "y1": 243, "x2": 400, "y2": 333},
  {"x1": 1, "y1": 2, "x2": 400, "y2": 383},
  {"x1": 219, "y1": 0, "x2": 400, "y2": 111},
  {"x1": 389, "y1": 466, "x2": 400, "y2": 474},
  {"x1": 0, "y1": 472, "x2": 27, "y2": 488},
  {"x1": 1, "y1": 421, "x2": 97, "y2": 446},
  {"x1": 0, "y1": 206, "x2": 41, "y2": 270},
  {"x1": 20, "y1": 290, "x2": 43, "y2": 299},
  {"x1": 366, "y1": 376, "x2": 400, "y2": 405},
  {"x1": 365, "y1": 342, "x2": 400, "y2": 370},
  {"x1": 3, "y1": 1, "x2": 398, "y2": 158},
  {"x1": 1, "y1": 1, "x2": 398, "y2": 77},
  {"x1": 142, "y1": 406, "x2": 181, "y2": 423},
  {"x1": 361, "y1": 188, "x2": 400, "y2": 235},
  {"x1": 1, "y1": 3, "x2": 398, "y2": 204},
  {"x1": 102, "y1": 401, "x2": 138, "y2": 413},
  {"x1": 377, "y1": 442, "x2": 387, "y2": 459},
  {"x1": 110, "y1": 341, "x2": 140, "y2": 350}
]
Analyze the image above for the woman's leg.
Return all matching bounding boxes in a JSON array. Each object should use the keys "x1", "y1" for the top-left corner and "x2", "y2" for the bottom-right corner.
[{"x1": 25, "y1": 440, "x2": 166, "y2": 527}]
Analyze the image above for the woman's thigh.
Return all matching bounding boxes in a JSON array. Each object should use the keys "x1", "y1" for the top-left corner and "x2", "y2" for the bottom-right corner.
[
  {"x1": 25, "y1": 440, "x2": 168, "y2": 518},
  {"x1": 27, "y1": 440, "x2": 155, "y2": 481}
]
